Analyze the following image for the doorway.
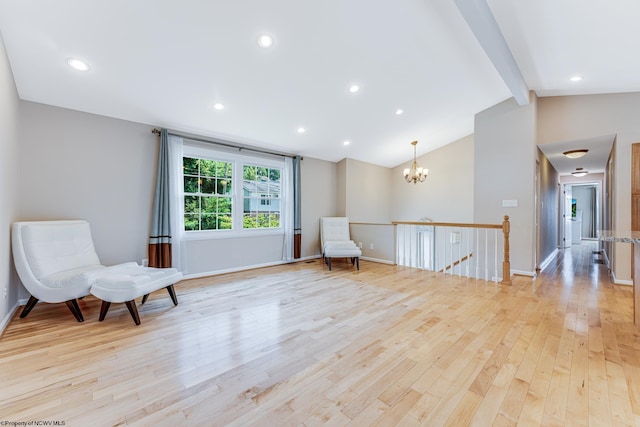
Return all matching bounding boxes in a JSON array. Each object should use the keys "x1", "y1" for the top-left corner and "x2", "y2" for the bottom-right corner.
[{"x1": 561, "y1": 182, "x2": 601, "y2": 247}]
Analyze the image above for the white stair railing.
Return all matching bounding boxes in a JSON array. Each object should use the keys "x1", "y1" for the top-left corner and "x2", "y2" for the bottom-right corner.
[{"x1": 393, "y1": 216, "x2": 511, "y2": 285}]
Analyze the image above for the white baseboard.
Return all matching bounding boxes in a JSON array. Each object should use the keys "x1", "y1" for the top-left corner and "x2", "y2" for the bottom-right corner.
[
  {"x1": 181, "y1": 255, "x2": 322, "y2": 280},
  {"x1": 0, "y1": 301, "x2": 20, "y2": 337},
  {"x1": 538, "y1": 249, "x2": 558, "y2": 272},
  {"x1": 361, "y1": 256, "x2": 394, "y2": 265},
  {"x1": 611, "y1": 271, "x2": 633, "y2": 286},
  {"x1": 511, "y1": 269, "x2": 536, "y2": 277}
]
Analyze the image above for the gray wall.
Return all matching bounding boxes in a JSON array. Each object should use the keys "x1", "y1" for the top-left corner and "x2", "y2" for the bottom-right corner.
[
  {"x1": 17, "y1": 101, "x2": 338, "y2": 279},
  {"x1": 18, "y1": 102, "x2": 157, "y2": 268},
  {"x1": 0, "y1": 32, "x2": 20, "y2": 330},
  {"x1": 301, "y1": 157, "x2": 337, "y2": 257},
  {"x1": 538, "y1": 150, "x2": 559, "y2": 265},
  {"x1": 474, "y1": 95, "x2": 538, "y2": 275},
  {"x1": 344, "y1": 158, "x2": 392, "y2": 223},
  {"x1": 390, "y1": 134, "x2": 474, "y2": 223}
]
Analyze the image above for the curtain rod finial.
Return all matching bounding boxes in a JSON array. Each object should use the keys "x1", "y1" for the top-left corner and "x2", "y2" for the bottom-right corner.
[{"x1": 151, "y1": 128, "x2": 161, "y2": 136}]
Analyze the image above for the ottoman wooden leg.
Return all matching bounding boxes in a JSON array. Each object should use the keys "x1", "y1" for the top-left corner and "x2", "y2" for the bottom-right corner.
[
  {"x1": 166, "y1": 285, "x2": 178, "y2": 306},
  {"x1": 99, "y1": 301, "x2": 111, "y2": 321},
  {"x1": 125, "y1": 300, "x2": 141, "y2": 325},
  {"x1": 141, "y1": 294, "x2": 149, "y2": 304}
]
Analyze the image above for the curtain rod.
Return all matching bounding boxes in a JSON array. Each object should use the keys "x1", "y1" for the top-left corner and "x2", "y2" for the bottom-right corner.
[{"x1": 151, "y1": 128, "x2": 300, "y2": 160}]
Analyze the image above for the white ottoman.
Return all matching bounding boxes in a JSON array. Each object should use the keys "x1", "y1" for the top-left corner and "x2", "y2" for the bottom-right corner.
[
  {"x1": 90, "y1": 265, "x2": 182, "y2": 325},
  {"x1": 323, "y1": 242, "x2": 362, "y2": 271}
]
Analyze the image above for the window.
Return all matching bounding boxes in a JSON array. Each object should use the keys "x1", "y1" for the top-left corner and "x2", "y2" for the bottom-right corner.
[
  {"x1": 242, "y1": 165, "x2": 281, "y2": 229},
  {"x1": 181, "y1": 144, "x2": 286, "y2": 235},
  {"x1": 183, "y1": 157, "x2": 232, "y2": 231}
]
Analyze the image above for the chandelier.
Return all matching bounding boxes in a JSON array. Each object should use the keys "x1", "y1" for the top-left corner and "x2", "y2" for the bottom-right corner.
[{"x1": 403, "y1": 141, "x2": 428, "y2": 183}]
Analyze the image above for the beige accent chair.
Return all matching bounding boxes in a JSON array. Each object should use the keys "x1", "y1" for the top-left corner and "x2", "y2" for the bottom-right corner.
[{"x1": 320, "y1": 217, "x2": 362, "y2": 270}]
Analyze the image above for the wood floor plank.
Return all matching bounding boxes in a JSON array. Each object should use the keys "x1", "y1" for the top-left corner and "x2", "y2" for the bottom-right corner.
[{"x1": 0, "y1": 242, "x2": 638, "y2": 426}]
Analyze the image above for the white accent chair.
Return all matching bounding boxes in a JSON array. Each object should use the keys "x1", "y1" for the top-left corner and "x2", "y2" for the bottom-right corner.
[
  {"x1": 12, "y1": 220, "x2": 182, "y2": 324},
  {"x1": 320, "y1": 217, "x2": 362, "y2": 270}
]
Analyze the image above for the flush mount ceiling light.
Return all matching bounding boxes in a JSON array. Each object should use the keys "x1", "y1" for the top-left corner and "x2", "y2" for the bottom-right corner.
[
  {"x1": 563, "y1": 149, "x2": 588, "y2": 159},
  {"x1": 343, "y1": 140, "x2": 351, "y2": 146},
  {"x1": 67, "y1": 58, "x2": 90, "y2": 71},
  {"x1": 348, "y1": 85, "x2": 360, "y2": 93},
  {"x1": 403, "y1": 141, "x2": 428, "y2": 184},
  {"x1": 571, "y1": 167, "x2": 588, "y2": 177},
  {"x1": 569, "y1": 75, "x2": 584, "y2": 82},
  {"x1": 257, "y1": 34, "x2": 273, "y2": 48},
  {"x1": 297, "y1": 127, "x2": 306, "y2": 134},
  {"x1": 213, "y1": 103, "x2": 225, "y2": 111},
  {"x1": 395, "y1": 109, "x2": 404, "y2": 115}
]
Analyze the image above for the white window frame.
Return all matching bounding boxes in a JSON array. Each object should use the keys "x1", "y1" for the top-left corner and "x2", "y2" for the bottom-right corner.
[{"x1": 182, "y1": 143, "x2": 286, "y2": 240}]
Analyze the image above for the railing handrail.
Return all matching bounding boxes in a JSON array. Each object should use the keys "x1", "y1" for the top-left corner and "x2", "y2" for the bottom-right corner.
[{"x1": 392, "y1": 220, "x2": 502, "y2": 229}]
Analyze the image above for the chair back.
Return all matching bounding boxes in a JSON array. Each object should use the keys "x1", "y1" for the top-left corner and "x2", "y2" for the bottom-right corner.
[
  {"x1": 12, "y1": 220, "x2": 101, "y2": 301},
  {"x1": 320, "y1": 217, "x2": 352, "y2": 249}
]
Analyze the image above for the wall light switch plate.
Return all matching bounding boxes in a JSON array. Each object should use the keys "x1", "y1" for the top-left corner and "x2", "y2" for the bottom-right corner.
[{"x1": 502, "y1": 199, "x2": 518, "y2": 207}]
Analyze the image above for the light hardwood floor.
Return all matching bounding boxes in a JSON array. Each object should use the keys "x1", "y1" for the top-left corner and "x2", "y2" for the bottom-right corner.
[{"x1": 1, "y1": 242, "x2": 639, "y2": 426}]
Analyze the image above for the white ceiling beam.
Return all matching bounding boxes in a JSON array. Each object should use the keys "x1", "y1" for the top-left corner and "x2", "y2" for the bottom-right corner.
[{"x1": 454, "y1": 0, "x2": 530, "y2": 106}]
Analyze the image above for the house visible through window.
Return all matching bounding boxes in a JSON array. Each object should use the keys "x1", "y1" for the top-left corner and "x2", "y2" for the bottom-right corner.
[
  {"x1": 181, "y1": 146, "x2": 284, "y2": 234},
  {"x1": 243, "y1": 164, "x2": 281, "y2": 229}
]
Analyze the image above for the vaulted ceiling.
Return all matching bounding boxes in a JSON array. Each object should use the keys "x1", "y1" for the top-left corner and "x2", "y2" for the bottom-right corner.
[{"x1": 0, "y1": 1, "x2": 638, "y2": 168}]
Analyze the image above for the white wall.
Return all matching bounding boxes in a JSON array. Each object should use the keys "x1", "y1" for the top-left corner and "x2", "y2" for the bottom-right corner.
[
  {"x1": 539, "y1": 93, "x2": 640, "y2": 281},
  {"x1": 0, "y1": 32, "x2": 20, "y2": 330},
  {"x1": 474, "y1": 95, "x2": 538, "y2": 275},
  {"x1": 390, "y1": 134, "x2": 475, "y2": 222}
]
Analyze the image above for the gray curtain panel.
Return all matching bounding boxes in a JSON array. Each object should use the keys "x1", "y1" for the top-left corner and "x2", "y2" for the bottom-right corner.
[
  {"x1": 293, "y1": 155, "x2": 301, "y2": 258},
  {"x1": 148, "y1": 128, "x2": 173, "y2": 268}
]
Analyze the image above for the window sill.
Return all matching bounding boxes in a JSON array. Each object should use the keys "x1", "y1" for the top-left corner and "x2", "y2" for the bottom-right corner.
[{"x1": 184, "y1": 229, "x2": 285, "y2": 241}]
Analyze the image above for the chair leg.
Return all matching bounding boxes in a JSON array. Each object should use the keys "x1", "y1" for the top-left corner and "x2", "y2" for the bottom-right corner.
[
  {"x1": 125, "y1": 300, "x2": 141, "y2": 325},
  {"x1": 141, "y1": 294, "x2": 149, "y2": 304},
  {"x1": 327, "y1": 257, "x2": 332, "y2": 271},
  {"x1": 356, "y1": 257, "x2": 360, "y2": 270},
  {"x1": 64, "y1": 299, "x2": 84, "y2": 322},
  {"x1": 166, "y1": 285, "x2": 178, "y2": 306},
  {"x1": 20, "y1": 296, "x2": 39, "y2": 318},
  {"x1": 98, "y1": 301, "x2": 111, "y2": 321}
]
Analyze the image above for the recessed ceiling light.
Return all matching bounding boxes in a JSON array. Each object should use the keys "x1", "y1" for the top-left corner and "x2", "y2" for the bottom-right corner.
[
  {"x1": 258, "y1": 34, "x2": 273, "y2": 48},
  {"x1": 349, "y1": 85, "x2": 360, "y2": 93},
  {"x1": 395, "y1": 109, "x2": 404, "y2": 115},
  {"x1": 563, "y1": 149, "x2": 588, "y2": 158},
  {"x1": 67, "y1": 58, "x2": 90, "y2": 71},
  {"x1": 213, "y1": 103, "x2": 225, "y2": 111},
  {"x1": 343, "y1": 140, "x2": 351, "y2": 146},
  {"x1": 297, "y1": 127, "x2": 306, "y2": 134},
  {"x1": 569, "y1": 75, "x2": 583, "y2": 82}
]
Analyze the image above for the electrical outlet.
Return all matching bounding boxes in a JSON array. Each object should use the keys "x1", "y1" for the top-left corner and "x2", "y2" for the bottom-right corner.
[
  {"x1": 369, "y1": 243, "x2": 374, "y2": 250},
  {"x1": 142, "y1": 258, "x2": 148, "y2": 267},
  {"x1": 358, "y1": 242, "x2": 363, "y2": 249}
]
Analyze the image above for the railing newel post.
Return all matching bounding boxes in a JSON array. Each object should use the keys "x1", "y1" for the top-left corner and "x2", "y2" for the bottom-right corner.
[{"x1": 502, "y1": 215, "x2": 512, "y2": 285}]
